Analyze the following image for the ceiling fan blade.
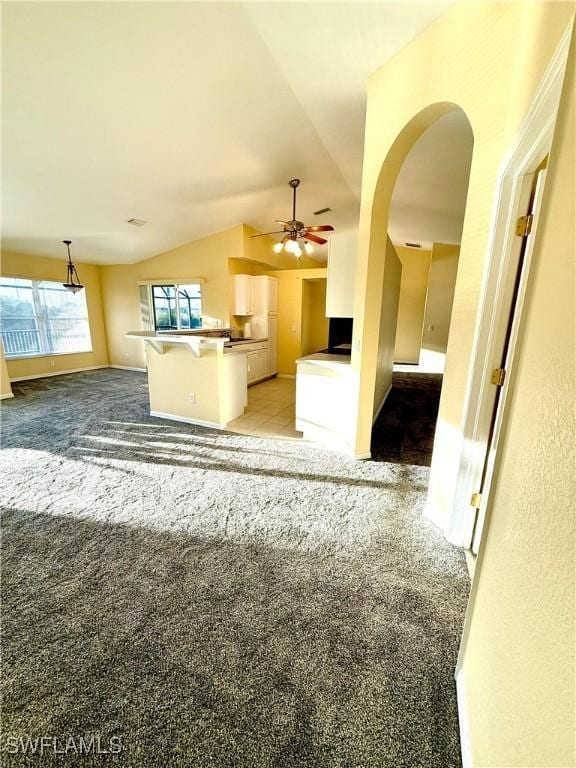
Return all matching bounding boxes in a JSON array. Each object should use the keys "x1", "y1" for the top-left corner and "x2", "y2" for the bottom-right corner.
[
  {"x1": 305, "y1": 225, "x2": 334, "y2": 232},
  {"x1": 275, "y1": 220, "x2": 290, "y2": 227},
  {"x1": 250, "y1": 231, "x2": 286, "y2": 238},
  {"x1": 304, "y1": 233, "x2": 327, "y2": 245}
]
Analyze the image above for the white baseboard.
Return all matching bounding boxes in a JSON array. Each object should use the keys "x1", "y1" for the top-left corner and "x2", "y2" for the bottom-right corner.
[
  {"x1": 109, "y1": 365, "x2": 147, "y2": 373},
  {"x1": 9, "y1": 365, "x2": 108, "y2": 383},
  {"x1": 0, "y1": 392, "x2": 14, "y2": 400},
  {"x1": 372, "y1": 383, "x2": 392, "y2": 425},
  {"x1": 456, "y1": 671, "x2": 473, "y2": 768},
  {"x1": 277, "y1": 374, "x2": 296, "y2": 379},
  {"x1": 149, "y1": 410, "x2": 224, "y2": 430}
]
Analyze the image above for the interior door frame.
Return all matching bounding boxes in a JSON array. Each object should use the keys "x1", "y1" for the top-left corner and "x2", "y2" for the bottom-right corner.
[{"x1": 447, "y1": 20, "x2": 573, "y2": 550}]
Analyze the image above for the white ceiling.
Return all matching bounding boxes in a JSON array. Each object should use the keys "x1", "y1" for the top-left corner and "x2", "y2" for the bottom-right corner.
[
  {"x1": 2, "y1": 1, "x2": 458, "y2": 265},
  {"x1": 389, "y1": 109, "x2": 474, "y2": 250}
]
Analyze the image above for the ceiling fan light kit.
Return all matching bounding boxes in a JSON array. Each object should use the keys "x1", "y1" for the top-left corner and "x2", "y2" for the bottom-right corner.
[{"x1": 251, "y1": 178, "x2": 334, "y2": 259}]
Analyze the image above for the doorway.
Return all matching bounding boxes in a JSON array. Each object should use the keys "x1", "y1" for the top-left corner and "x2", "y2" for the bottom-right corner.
[{"x1": 371, "y1": 110, "x2": 473, "y2": 471}]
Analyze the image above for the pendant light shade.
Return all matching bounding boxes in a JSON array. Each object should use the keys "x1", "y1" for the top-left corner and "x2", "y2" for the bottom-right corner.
[{"x1": 62, "y1": 240, "x2": 84, "y2": 293}]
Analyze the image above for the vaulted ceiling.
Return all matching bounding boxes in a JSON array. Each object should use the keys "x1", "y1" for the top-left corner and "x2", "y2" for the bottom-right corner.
[{"x1": 2, "y1": 1, "x2": 460, "y2": 265}]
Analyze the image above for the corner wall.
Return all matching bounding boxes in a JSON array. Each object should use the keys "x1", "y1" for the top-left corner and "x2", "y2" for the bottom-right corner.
[
  {"x1": 421, "y1": 243, "x2": 459, "y2": 354},
  {"x1": 394, "y1": 245, "x2": 431, "y2": 363},
  {"x1": 0, "y1": 251, "x2": 109, "y2": 380}
]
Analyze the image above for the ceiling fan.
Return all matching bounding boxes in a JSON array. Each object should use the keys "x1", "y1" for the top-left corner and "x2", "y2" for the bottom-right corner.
[{"x1": 251, "y1": 178, "x2": 334, "y2": 258}]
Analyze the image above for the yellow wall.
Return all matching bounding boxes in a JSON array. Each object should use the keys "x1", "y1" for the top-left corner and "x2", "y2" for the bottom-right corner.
[
  {"x1": 301, "y1": 279, "x2": 329, "y2": 358},
  {"x1": 374, "y1": 239, "x2": 402, "y2": 415},
  {"x1": 422, "y1": 243, "x2": 460, "y2": 354},
  {"x1": 0, "y1": 251, "x2": 109, "y2": 380},
  {"x1": 0, "y1": 343, "x2": 14, "y2": 398},
  {"x1": 394, "y1": 245, "x2": 431, "y2": 363},
  {"x1": 268, "y1": 268, "x2": 328, "y2": 376},
  {"x1": 100, "y1": 226, "x2": 242, "y2": 369},
  {"x1": 350, "y1": 1, "x2": 575, "y2": 530},
  {"x1": 460, "y1": 34, "x2": 575, "y2": 766}
]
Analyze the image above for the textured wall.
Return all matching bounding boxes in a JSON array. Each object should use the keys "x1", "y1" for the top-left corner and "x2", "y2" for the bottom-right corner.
[
  {"x1": 461, "y1": 31, "x2": 575, "y2": 767},
  {"x1": 394, "y1": 245, "x2": 431, "y2": 363},
  {"x1": 421, "y1": 243, "x2": 459, "y2": 354}
]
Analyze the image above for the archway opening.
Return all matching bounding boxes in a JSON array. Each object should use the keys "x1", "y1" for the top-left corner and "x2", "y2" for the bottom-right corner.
[{"x1": 368, "y1": 107, "x2": 474, "y2": 467}]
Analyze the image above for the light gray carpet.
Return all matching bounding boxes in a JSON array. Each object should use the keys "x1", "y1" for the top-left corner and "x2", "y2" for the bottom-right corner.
[{"x1": 1, "y1": 369, "x2": 469, "y2": 767}]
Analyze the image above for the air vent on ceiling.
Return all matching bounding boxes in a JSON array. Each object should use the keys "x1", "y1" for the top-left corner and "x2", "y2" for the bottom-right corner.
[
  {"x1": 313, "y1": 207, "x2": 332, "y2": 216},
  {"x1": 127, "y1": 218, "x2": 147, "y2": 227},
  {"x1": 405, "y1": 242, "x2": 422, "y2": 248}
]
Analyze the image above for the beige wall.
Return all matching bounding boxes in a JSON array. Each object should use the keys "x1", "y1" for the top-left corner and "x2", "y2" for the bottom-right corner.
[
  {"x1": 460, "y1": 34, "x2": 575, "y2": 766},
  {"x1": 0, "y1": 343, "x2": 14, "y2": 398},
  {"x1": 422, "y1": 243, "x2": 460, "y2": 354},
  {"x1": 301, "y1": 279, "x2": 329, "y2": 358},
  {"x1": 351, "y1": 1, "x2": 575, "y2": 532},
  {"x1": 394, "y1": 245, "x2": 431, "y2": 363},
  {"x1": 100, "y1": 226, "x2": 242, "y2": 369},
  {"x1": 268, "y1": 268, "x2": 328, "y2": 376},
  {"x1": 0, "y1": 251, "x2": 109, "y2": 380},
  {"x1": 374, "y1": 239, "x2": 402, "y2": 416}
]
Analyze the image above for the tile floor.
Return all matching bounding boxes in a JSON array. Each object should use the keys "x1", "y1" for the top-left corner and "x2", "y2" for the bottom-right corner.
[{"x1": 228, "y1": 377, "x2": 302, "y2": 440}]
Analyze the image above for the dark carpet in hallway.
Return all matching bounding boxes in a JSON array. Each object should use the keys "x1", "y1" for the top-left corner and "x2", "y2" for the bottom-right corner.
[
  {"x1": 1, "y1": 369, "x2": 468, "y2": 767},
  {"x1": 372, "y1": 372, "x2": 443, "y2": 467}
]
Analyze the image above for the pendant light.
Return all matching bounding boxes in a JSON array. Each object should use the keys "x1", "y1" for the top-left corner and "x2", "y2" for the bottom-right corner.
[{"x1": 62, "y1": 240, "x2": 84, "y2": 293}]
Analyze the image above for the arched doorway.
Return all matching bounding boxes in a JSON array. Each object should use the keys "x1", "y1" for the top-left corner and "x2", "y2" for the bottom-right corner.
[
  {"x1": 349, "y1": 102, "x2": 474, "y2": 507},
  {"x1": 371, "y1": 110, "x2": 474, "y2": 467}
]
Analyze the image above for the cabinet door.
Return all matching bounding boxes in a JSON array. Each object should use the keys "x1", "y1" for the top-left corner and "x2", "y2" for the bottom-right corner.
[
  {"x1": 326, "y1": 232, "x2": 357, "y2": 318},
  {"x1": 257, "y1": 350, "x2": 267, "y2": 380},
  {"x1": 251, "y1": 276, "x2": 267, "y2": 316},
  {"x1": 233, "y1": 275, "x2": 253, "y2": 316},
  {"x1": 247, "y1": 351, "x2": 259, "y2": 384},
  {"x1": 268, "y1": 278, "x2": 278, "y2": 315},
  {"x1": 267, "y1": 317, "x2": 278, "y2": 374}
]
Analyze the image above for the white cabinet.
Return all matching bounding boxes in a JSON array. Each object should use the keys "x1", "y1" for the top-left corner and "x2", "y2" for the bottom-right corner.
[
  {"x1": 326, "y1": 231, "x2": 357, "y2": 318},
  {"x1": 247, "y1": 348, "x2": 267, "y2": 384},
  {"x1": 232, "y1": 275, "x2": 254, "y2": 316},
  {"x1": 268, "y1": 278, "x2": 278, "y2": 315},
  {"x1": 267, "y1": 317, "x2": 278, "y2": 375},
  {"x1": 251, "y1": 276, "x2": 278, "y2": 317}
]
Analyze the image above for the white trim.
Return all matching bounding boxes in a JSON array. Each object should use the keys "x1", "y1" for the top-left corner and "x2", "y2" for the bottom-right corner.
[
  {"x1": 444, "y1": 18, "x2": 573, "y2": 548},
  {"x1": 372, "y1": 383, "x2": 392, "y2": 425},
  {"x1": 109, "y1": 365, "x2": 147, "y2": 373},
  {"x1": 0, "y1": 392, "x2": 14, "y2": 400},
  {"x1": 137, "y1": 278, "x2": 206, "y2": 285},
  {"x1": 149, "y1": 410, "x2": 224, "y2": 430},
  {"x1": 456, "y1": 672, "x2": 473, "y2": 768},
  {"x1": 8, "y1": 365, "x2": 108, "y2": 382},
  {"x1": 276, "y1": 374, "x2": 296, "y2": 379},
  {"x1": 5, "y1": 348, "x2": 93, "y2": 361}
]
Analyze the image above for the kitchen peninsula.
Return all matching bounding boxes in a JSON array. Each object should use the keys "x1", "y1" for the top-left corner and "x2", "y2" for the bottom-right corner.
[{"x1": 127, "y1": 329, "x2": 268, "y2": 429}]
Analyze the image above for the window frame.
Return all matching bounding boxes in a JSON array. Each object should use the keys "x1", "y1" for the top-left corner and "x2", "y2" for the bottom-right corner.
[
  {"x1": 0, "y1": 275, "x2": 93, "y2": 359},
  {"x1": 138, "y1": 279, "x2": 204, "y2": 332}
]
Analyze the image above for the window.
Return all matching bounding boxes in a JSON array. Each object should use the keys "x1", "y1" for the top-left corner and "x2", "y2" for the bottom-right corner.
[
  {"x1": 150, "y1": 283, "x2": 202, "y2": 330},
  {"x1": 0, "y1": 277, "x2": 92, "y2": 358}
]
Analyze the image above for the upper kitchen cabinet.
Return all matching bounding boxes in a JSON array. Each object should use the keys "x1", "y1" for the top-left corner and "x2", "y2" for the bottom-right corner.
[
  {"x1": 232, "y1": 274, "x2": 254, "y2": 316},
  {"x1": 252, "y1": 276, "x2": 278, "y2": 317},
  {"x1": 326, "y1": 231, "x2": 357, "y2": 318}
]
